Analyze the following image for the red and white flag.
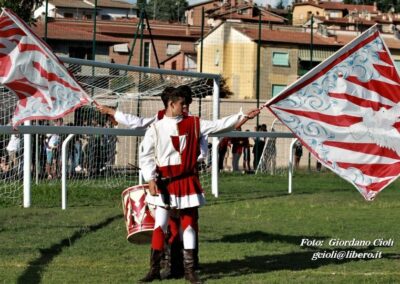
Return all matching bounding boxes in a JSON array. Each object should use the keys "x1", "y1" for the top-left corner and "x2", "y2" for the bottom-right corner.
[
  {"x1": 266, "y1": 25, "x2": 400, "y2": 201},
  {"x1": 0, "y1": 8, "x2": 90, "y2": 127}
]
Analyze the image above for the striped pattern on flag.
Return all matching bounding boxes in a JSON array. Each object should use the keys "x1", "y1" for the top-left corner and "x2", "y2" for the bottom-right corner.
[
  {"x1": 0, "y1": 8, "x2": 90, "y2": 127},
  {"x1": 266, "y1": 25, "x2": 400, "y2": 201}
]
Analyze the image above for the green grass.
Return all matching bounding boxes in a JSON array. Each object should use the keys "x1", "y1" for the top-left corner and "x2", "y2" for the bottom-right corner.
[{"x1": 0, "y1": 172, "x2": 399, "y2": 283}]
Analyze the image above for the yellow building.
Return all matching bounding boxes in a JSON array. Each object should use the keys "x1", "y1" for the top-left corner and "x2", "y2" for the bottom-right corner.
[
  {"x1": 199, "y1": 22, "x2": 341, "y2": 100},
  {"x1": 199, "y1": 21, "x2": 400, "y2": 101}
]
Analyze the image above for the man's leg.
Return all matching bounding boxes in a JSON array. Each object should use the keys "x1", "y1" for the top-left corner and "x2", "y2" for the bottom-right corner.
[
  {"x1": 180, "y1": 208, "x2": 202, "y2": 284},
  {"x1": 163, "y1": 213, "x2": 184, "y2": 279},
  {"x1": 140, "y1": 206, "x2": 169, "y2": 283}
]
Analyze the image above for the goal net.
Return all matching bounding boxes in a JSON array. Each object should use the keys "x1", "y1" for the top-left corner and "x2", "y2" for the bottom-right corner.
[
  {"x1": 256, "y1": 119, "x2": 293, "y2": 175},
  {"x1": 0, "y1": 58, "x2": 217, "y2": 204}
]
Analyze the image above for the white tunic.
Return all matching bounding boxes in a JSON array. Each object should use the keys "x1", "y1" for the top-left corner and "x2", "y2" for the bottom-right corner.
[
  {"x1": 140, "y1": 111, "x2": 244, "y2": 182},
  {"x1": 114, "y1": 110, "x2": 210, "y2": 161}
]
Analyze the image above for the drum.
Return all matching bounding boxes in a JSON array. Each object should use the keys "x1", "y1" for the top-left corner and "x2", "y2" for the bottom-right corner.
[{"x1": 122, "y1": 184, "x2": 155, "y2": 243}]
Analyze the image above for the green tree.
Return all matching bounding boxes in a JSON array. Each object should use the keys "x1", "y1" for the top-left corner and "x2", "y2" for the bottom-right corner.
[
  {"x1": 0, "y1": 0, "x2": 43, "y2": 24},
  {"x1": 145, "y1": 0, "x2": 188, "y2": 22}
]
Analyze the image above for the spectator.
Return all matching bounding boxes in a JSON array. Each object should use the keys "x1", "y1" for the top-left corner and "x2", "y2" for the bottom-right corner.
[
  {"x1": 45, "y1": 133, "x2": 61, "y2": 179},
  {"x1": 231, "y1": 128, "x2": 245, "y2": 172},
  {"x1": 242, "y1": 130, "x2": 251, "y2": 172},
  {"x1": 316, "y1": 161, "x2": 322, "y2": 172},
  {"x1": 252, "y1": 125, "x2": 265, "y2": 170},
  {"x1": 6, "y1": 134, "x2": 21, "y2": 170},
  {"x1": 294, "y1": 140, "x2": 303, "y2": 170},
  {"x1": 0, "y1": 156, "x2": 10, "y2": 178},
  {"x1": 265, "y1": 128, "x2": 277, "y2": 174},
  {"x1": 73, "y1": 135, "x2": 83, "y2": 174},
  {"x1": 218, "y1": 137, "x2": 230, "y2": 172}
]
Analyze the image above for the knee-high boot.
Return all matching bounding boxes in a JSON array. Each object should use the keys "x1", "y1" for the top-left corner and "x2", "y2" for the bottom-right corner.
[
  {"x1": 139, "y1": 249, "x2": 163, "y2": 282},
  {"x1": 170, "y1": 239, "x2": 184, "y2": 278},
  {"x1": 183, "y1": 249, "x2": 202, "y2": 284}
]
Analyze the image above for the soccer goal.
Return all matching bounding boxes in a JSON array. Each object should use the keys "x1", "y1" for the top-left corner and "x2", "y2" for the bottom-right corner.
[
  {"x1": 256, "y1": 119, "x2": 294, "y2": 176},
  {"x1": 0, "y1": 58, "x2": 220, "y2": 207}
]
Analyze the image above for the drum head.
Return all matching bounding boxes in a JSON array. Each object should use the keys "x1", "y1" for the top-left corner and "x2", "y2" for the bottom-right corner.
[{"x1": 127, "y1": 230, "x2": 153, "y2": 244}]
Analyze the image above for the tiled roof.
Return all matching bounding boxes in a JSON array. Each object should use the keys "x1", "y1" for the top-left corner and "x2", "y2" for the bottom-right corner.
[
  {"x1": 319, "y1": 2, "x2": 376, "y2": 13},
  {"x1": 31, "y1": 19, "x2": 206, "y2": 43},
  {"x1": 234, "y1": 26, "x2": 400, "y2": 49},
  {"x1": 49, "y1": 0, "x2": 93, "y2": 9},
  {"x1": 294, "y1": 1, "x2": 377, "y2": 13},
  {"x1": 209, "y1": 4, "x2": 286, "y2": 23},
  {"x1": 315, "y1": 16, "x2": 376, "y2": 26},
  {"x1": 50, "y1": 0, "x2": 136, "y2": 9},
  {"x1": 32, "y1": 21, "x2": 126, "y2": 42},
  {"x1": 235, "y1": 27, "x2": 343, "y2": 46},
  {"x1": 187, "y1": 0, "x2": 214, "y2": 9},
  {"x1": 219, "y1": 13, "x2": 285, "y2": 23}
]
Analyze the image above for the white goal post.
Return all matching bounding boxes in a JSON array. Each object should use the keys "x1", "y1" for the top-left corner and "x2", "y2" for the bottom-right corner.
[{"x1": 0, "y1": 58, "x2": 296, "y2": 208}]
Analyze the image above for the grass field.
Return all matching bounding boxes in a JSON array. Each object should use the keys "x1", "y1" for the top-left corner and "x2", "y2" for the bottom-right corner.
[{"x1": 0, "y1": 171, "x2": 399, "y2": 283}]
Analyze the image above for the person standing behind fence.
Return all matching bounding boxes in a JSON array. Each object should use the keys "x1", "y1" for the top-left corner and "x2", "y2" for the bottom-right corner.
[
  {"x1": 231, "y1": 128, "x2": 245, "y2": 172},
  {"x1": 265, "y1": 128, "x2": 277, "y2": 174},
  {"x1": 218, "y1": 137, "x2": 230, "y2": 172},
  {"x1": 252, "y1": 125, "x2": 265, "y2": 170},
  {"x1": 6, "y1": 134, "x2": 20, "y2": 170},
  {"x1": 243, "y1": 130, "x2": 251, "y2": 172},
  {"x1": 294, "y1": 140, "x2": 303, "y2": 170}
]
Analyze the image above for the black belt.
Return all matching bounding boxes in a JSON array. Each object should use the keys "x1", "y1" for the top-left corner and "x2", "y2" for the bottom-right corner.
[{"x1": 159, "y1": 171, "x2": 197, "y2": 183}]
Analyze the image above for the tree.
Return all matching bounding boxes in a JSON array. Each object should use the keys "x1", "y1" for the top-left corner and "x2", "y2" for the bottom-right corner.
[
  {"x1": 0, "y1": 0, "x2": 43, "y2": 24},
  {"x1": 145, "y1": 0, "x2": 188, "y2": 22}
]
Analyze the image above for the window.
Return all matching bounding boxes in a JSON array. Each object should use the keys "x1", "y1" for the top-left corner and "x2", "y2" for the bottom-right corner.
[
  {"x1": 214, "y1": 49, "x2": 220, "y2": 66},
  {"x1": 171, "y1": 61, "x2": 177, "y2": 70},
  {"x1": 143, "y1": 42, "x2": 151, "y2": 67},
  {"x1": 64, "y1": 13, "x2": 73, "y2": 18},
  {"x1": 101, "y1": 15, "x2": 111, "y2": 20},
  {"x1": 272, "y1": 52, "x2": 289, "y2": 67},
  {"x1": 272, "y1": 84, "x2": 286, "y2": 97},
  {"x1": 166, "y1": 43, "x2": 181, "y2": 56}
]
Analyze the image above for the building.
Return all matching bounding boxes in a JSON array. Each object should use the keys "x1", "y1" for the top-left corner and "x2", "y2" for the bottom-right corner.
[
  {"x1": 185, "y1": 0, "x2": 287, "y2": 27},
  {"x1": 32, "y1": 18, "x2": 208, "y2": 70},
  {"x1": 160, "y1": 50, "x2": 197, "y2": 72},
  {"x1": 292, "y1": 0, "x2": 378, "y2": 26},
  {"x1": 199, "y1": 21, "x2": 400, "y2": 100},
  {"x1": 34, "y1": 0, "x2": 138, "y2": 20}
]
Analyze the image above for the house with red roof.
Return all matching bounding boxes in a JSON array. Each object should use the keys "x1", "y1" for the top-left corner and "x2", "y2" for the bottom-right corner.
[
  {"x1": 199, "y1": 21, "x2": 400, "y2": 100},
  {"x1": 32, "y1": 17, "x2": 208, "y2": 69},
  {"x1": 34, "y1": 0, "x2": 138, "y2": 20},
  {"x1": 185, "y1": 0, "x2": 287, "y2": 27},
  {"x1": 292, "y1": 0, "x2": 378, "y2": 26}
]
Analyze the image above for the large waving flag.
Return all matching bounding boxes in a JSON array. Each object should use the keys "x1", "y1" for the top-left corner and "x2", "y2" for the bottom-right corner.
[
  {"x1": 0, "y1": 8, "x2": 90, "y2": 127},
  {"x1": 266, "y1": 25, "x2": 400, "y2": 201}
]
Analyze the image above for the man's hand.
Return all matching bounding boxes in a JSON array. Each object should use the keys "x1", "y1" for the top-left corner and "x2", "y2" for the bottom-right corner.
[
  {"x1": 235, "y1": 108, "x2": 261, "y2": 129},
  {"x1": 97, "y1": 105, "x2": 116, "y2": 116},
  {"x1": 96, "y1": 105, "x2": 118, "y2": 126},
  {"x1": 245, "y1": 108, "x2": 261, "y2": 119},
  {"x1": 148, "y1": 180, "x2": 159, "y2": 196}
]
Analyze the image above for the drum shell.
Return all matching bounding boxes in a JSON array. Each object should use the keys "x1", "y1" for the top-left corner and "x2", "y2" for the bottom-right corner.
[{"x1": 122, "y1": 185, "x2": 155, "y2": 243}]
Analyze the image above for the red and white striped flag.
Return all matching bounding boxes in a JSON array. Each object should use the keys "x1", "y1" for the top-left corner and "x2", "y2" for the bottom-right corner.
[
  {"x1": 266, "y1": 25, "x2": 400, "y2": 201},
  {"x1": 0, "y1": 8, "x2": 90, "y2": 127}
]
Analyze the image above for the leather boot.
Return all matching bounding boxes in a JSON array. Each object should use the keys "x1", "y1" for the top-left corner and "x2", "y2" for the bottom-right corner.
[
  {"x1": 169, "y1": 240, "x2": 184, "y2": 278},
  {"x1": 139, "y1": 249, "x2": 163, "y2": 282},
  {"x1": 160, "y1": 245, "x2": 170, "y2": 279},
  {"x1": 183, "y1": 249, "x2": 202, "y2": 284}
]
